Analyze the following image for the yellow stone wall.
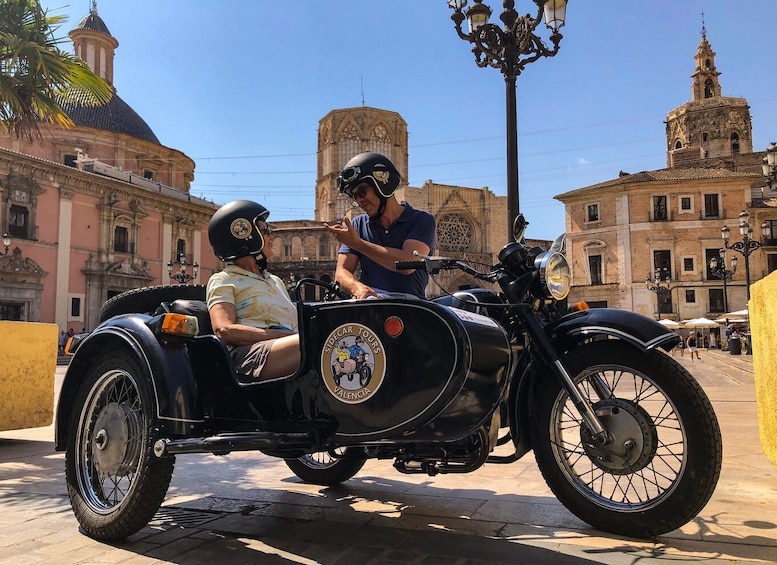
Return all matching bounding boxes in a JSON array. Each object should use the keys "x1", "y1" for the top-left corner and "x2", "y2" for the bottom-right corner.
[
  {"x1": 0, "y1": 321, "x2": 57, "y2": 431},
  {"x1": 749, "y1": 274, "x2": 777, "y2": 468}
]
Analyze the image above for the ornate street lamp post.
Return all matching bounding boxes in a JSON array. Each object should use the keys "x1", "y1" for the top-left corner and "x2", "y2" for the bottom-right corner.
[
  {"x1": 0, "y1": 233, "x2": 10, "y2": 256},
  {"x1": 708, "y1": 248, "x2": 736, "y2": 314},
  {"x1": 168, "y1": 253, "x2": 199, "y2": 284},
  {"x1": 447, "y1": 0, "x2": 568, "y2": 232},
  {"x1": 645, "y1": 269, "x2": 674, "y2": 321},
  {"x1": 721, "y1": 210, "x2": 769, "y2": 301}
]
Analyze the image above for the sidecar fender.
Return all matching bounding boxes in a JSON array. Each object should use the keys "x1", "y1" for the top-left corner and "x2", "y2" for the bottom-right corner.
[
  {"x1": 546, "y1": 308, "x2": 680, "y2": 353},
  {"x1": 55, "y1": 314, "x2": 205, "y2": 451}
]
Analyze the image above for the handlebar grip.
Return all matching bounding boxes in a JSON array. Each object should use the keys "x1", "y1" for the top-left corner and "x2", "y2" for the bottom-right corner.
[{"x1": 395, "y1": 260, "x2": 425, "y2": 271}]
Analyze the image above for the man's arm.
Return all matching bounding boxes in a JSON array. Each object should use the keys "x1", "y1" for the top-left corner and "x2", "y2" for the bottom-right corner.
[{"x1": 335, "y1": 253, "x2": 378, "y2": 299}]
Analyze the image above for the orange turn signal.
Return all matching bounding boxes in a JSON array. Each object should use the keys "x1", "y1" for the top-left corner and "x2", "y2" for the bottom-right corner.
[
  {"x1": 160, "y1": 313, "x2": 199, "y2": 337},
  {"x1": 570, "y1": 301, "x2": 590, "y2": 312}
]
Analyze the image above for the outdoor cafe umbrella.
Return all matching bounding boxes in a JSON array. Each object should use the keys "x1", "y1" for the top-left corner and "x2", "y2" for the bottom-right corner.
[
  {"x1": 658, "y1": 319, "x2": 680, "y2": 328},
  {"x1": 683, "y1": 317, "x2": 720, "y2": 349}
]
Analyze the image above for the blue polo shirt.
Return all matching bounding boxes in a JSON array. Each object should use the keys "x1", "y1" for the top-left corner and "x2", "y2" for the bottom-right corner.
[{"x1": 339, "y1": 203, "x2": 436, "y2": 298}]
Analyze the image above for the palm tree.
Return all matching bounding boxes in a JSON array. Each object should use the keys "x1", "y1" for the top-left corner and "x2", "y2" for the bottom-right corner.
[{"x1": 0, "y1": 0, "x2": 112, "y2": 140}]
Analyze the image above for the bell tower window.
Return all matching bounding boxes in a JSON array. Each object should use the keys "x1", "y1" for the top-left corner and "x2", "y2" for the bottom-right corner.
[
  {"x1": 731, "y1": 133, "x2": 740, "y2": 155},
  {"x1": 704, "y1": 78, "x2": 714, "y2": 98}
]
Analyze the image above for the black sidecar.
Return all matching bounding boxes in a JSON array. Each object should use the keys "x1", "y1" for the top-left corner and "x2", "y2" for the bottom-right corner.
[{"x1": 54, "y1": 289, "x2": 511, "y2": 540}]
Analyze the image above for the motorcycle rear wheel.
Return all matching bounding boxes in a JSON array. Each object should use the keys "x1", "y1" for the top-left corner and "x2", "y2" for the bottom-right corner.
[
  {"x1": 531, "y1": 341, "x2": 722, "y2": 538},
  {"x1": 65, "y1": 351, "x2": 175, "y2": 540},
  {"x1": 285, "y1": 449, "x2": 366, "y2": 485}
]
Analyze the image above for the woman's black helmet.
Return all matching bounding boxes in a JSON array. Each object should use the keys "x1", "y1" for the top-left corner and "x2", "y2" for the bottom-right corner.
[
  {"x1": 208, "y1": 200, "x2": 270, "y2": 262},
  {"x1": 337, "y1": 152, "x2": 401, "y2": 198}
]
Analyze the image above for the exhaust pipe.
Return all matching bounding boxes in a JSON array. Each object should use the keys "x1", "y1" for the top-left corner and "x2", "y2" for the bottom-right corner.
[{"x1": 154, "y1": 431, "x2": 315, "y2": 457}]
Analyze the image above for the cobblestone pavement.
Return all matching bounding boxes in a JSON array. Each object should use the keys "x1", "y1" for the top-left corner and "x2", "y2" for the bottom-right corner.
[{"x1": 2, "y1": 349, "x2": 776, "y2": 564}]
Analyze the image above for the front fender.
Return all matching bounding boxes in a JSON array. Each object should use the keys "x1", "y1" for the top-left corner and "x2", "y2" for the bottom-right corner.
[
  {"x1": 546, "y1": 308, "x2": 680, "y2": 353},
  {"x1": 54, "y1": 314, "x2": 204, "y2": 451}
]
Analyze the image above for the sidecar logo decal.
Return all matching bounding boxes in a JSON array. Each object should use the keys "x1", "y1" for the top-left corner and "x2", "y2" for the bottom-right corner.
[
  {"x1": 321, "y1": 323, "x2": 386, "y2": 404},
  {"x1": 230, "y1": 218, "x2": 252, "y2": 239}
]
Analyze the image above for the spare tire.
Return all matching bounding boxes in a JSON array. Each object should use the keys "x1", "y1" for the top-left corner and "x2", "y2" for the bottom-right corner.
[{"x1": 99, "y1": 285, "x2": 207, "y2": 323}]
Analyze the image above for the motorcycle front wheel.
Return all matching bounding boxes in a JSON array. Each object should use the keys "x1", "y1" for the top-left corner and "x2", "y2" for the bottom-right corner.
[
  {"x1": 285, "y1": 449, "x2": 366, "y2": 486},
  {"x1": 531, "y1": 340, "x2": 722, "y2": 538},
  {"x1": 65, "y1": 351, "x2": 175, "y2": 540}
]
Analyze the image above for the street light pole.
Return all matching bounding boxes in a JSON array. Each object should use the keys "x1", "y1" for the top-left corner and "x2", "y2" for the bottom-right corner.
[
  {"x1": 0, "y1": 233, "x2": 11, "y2": 256},
  {"x1": 721, "y1": 211, "x2": 769, "y2": 302},
  {"x1": 708, "y1": 248, "x2": 736, "y2": 314},
  {"x1": 448, "y1": 0, "x2": 568, "y2": 233},
  {"x1": 645, "y1": 269, "x2": 674, "y2": 321},
  {"x1": 167, "y1": 253, "x2": 199, "y2": 285}
]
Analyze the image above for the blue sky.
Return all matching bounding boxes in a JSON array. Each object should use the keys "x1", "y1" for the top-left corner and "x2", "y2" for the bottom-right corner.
[{"x1": 41, "y1": 1, "x2": 777, "y2": 240}]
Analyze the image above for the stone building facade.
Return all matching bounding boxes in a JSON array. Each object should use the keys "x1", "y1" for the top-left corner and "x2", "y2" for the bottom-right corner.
[
  {"x1": 0, "y1": 7, "x2": 515, "y2": 324},
  {"x1": 556, "y1": 28, "x2": 774, "y2": 321},
  {"x1": 0, "y1": 8, "x2": 219, "y2": 330},
  {"x1": 268, "y1": 106, "x2": 512, "y2": 298}
]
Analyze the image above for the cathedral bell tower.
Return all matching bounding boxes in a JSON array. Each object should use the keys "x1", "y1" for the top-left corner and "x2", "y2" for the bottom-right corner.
[{"x1": 665, "y1": 25, "x2": 752, "y2": 168}]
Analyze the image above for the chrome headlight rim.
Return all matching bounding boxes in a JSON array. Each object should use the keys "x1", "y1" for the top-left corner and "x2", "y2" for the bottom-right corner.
[{"x1": 535, "y1": 251, "x2": 571, "y2": 301}]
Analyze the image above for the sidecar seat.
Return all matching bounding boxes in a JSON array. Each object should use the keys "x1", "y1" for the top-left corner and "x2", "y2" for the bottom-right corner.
[{"x1": 156, "y1": 299, "x2": 213, "y2": 335}]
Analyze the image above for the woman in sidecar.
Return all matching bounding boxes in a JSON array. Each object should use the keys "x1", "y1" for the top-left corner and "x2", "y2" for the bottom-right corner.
[{"x1": 206, "y1": 200, "x2": 301, "y2": 383}]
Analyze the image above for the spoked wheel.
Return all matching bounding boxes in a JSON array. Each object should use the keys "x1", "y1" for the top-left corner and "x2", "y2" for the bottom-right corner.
[
  {"x1": 531, "y1": 341, "x2": 722, "y2": 538},
  {"x1": 284, "y1": 448, "x2": 367, "y2": 486},
  {"x1": 359, "y1": 366, "x2": 372, "y2": 387},
  {"x1": 65, "y1": 352, "x2": 174, "y2": 540}
]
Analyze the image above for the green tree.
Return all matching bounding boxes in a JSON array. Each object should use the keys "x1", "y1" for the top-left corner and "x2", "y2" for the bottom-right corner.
[{"x1": 0, "y1": 0, "x2": 112, "y2": 140}]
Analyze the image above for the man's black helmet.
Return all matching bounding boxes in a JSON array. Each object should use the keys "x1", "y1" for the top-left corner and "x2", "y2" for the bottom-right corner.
[
  {"x1": 208, "y1": 200, "x2": 270, "y2": 262},
  {"x1": 337, "y1": 152, "x2": 401, "y2": 198}
]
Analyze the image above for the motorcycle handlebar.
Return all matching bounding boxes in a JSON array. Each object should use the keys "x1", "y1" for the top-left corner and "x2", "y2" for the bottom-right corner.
[{"x1": 395, "y1": 260, "x2": 426, "y2": 271}]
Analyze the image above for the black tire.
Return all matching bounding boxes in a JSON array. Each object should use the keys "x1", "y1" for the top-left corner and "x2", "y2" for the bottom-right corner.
[
  {"x1": 531, "y1": 341, "x2": 722, "y2": 538},
  {"x1": 359, "y1": 365, "x2": 372, "y2": 387},
  {"x1": 65, "y1": 351, "x2": 175, "y2": 540},
  {"x1": 99, "y1": 284, "x2": 206, "y2": 322},
  {"x1": 284, "y1": 449, "x2": 367, "y2": 486}
]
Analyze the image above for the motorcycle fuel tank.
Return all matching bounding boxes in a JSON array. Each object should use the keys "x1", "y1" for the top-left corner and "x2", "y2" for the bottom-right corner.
[{"x1": 298, "y1": 299, "x2": 511, "y2": 442}]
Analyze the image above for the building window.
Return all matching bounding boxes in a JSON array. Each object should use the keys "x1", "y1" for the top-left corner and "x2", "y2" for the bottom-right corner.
[
  {"x1": 588, "y1": 254, "x2": 603, "y2": 285},
  {"x1": 143, "y1": 170, "x2": 154, "y2": 180},
  {"x1": 8, "y1": 204, "x2": 29, "y2": 238},
  {"x1": 0, "y1": 302, "x2": 24, "y2": 321},
  {"x1": 70, "y1": 297, "x2": 81, "y2": 317},
  {"x1": 731, "y1": 133, "x2": 740, "y2": 155},
  {"x1": 702, "y1": 133, "x2": 708, "y2": 143},
  {"x1": 709, "y1": 289, "x2": 724, "y2": 313},
  {"x1": 319, "y1": 237, "x2": 329, "y2": 258},
  {"x1": 113, "y1": 225, "x2": 129, "y2": 253},
  {"x1": 705, "y1": 248, "x2": 721, "y2": 280},
  {"x1": 704, "y1": 78, "x2": 714, "y2": 98},
  {"x1": 683, "y1": 257, "x2": 694, "y2": 272},
  {"x1": 769, "y1": 254, "x2": 777, "y2": 274},
  {"x1": 680, "y1": 196, "x2": 692, "y2": 211},
  {"x1": 674, "y1": 140, "x2": 682, "y2": 150},
  {"x1": 437, "y1": 214, "x2": 473, "y2": 252},
  {"x1": 64, "y1": 154, "x2": 77, "y2": 167},
  {"x1": 587, "y1": 204, "x2": 599, "y2": 222},
  {"x1": 685, "y1": 290, "x2": 696, "y2": 303},
  {"x1": 704, "y1": 194, "x2": 720, "y2": 218},
  {"x1": 653, "y1": 250, "x2": 671, "y2": 280},
  {"x1": 653, "y1": 196, "x2": 668, "y2": 221}
]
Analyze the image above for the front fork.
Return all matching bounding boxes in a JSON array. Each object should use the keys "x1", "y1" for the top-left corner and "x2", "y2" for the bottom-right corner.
[{"x1": 520, "y1": 309, "x2": 608, "y2": 442}]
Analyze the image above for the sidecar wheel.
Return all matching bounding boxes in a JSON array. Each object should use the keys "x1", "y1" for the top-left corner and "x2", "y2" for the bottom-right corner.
[
  {"x1": 99, "y1": 284, "x2": 206, "y2": 322},
  {"x1": 531, "y1": 341, "x2": 722, "y2": 538},
  {"x1": 65, "y1": 351, "x2": 175, "y2": 540},
  {"x1": 284, "y1": 449, "x2": 366, "y2": 486}
]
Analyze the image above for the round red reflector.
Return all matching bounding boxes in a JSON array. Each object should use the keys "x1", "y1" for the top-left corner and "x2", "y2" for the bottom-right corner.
[{"x1": 384, "y1": 316, "x2": 404, "y2": 337}]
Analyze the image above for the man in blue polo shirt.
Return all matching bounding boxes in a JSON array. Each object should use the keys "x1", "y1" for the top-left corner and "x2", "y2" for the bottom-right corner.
[{"x1": 324, "y1": 152, "x2": 436, "y2": 299}]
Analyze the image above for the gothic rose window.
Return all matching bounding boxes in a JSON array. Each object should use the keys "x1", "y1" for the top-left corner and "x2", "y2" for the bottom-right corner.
[{"x1": 437, "y1": 213, "x2": 473, "y2": 252}]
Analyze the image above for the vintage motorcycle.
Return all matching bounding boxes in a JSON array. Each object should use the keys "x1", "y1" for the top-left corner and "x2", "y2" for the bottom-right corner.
[{"x1": 55, "y1": 216, "x2": 722, "y2": 541}]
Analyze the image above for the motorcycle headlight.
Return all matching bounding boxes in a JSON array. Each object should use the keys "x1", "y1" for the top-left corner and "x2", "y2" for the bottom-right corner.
[{"x1": 534, "y1": 251, "x2": 571, "y2": 301}]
